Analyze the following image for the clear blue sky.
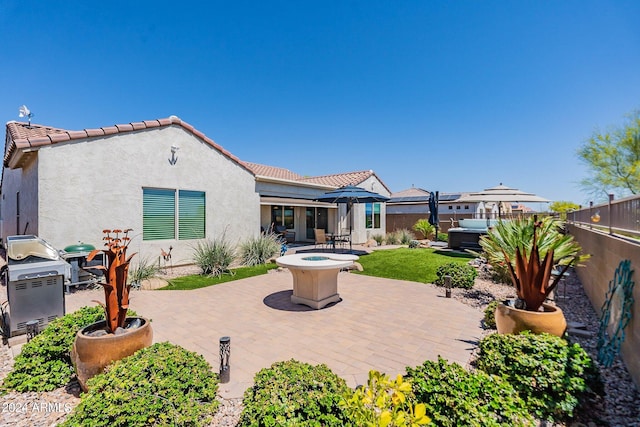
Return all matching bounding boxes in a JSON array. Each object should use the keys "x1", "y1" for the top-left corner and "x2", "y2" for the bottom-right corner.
[{"x1": 2, "y1": 0, "x2": 639, "y2": 205}]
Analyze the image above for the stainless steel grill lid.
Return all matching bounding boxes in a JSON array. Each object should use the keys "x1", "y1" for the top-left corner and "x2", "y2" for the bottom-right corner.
[{"x1": 6, "y1": 235, "x2": 61, "y2": 263}]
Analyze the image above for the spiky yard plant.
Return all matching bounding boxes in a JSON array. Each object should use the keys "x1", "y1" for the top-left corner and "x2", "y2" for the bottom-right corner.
[
  {"x1": 87, "y1": 229, "x2": 137, "y2": 333},
  {"x1": 412, "y1": 219, "x2": 435, "y2": 240},
  {"x1": 479, "y1": 216, "x2": 589, "y2": 311}
]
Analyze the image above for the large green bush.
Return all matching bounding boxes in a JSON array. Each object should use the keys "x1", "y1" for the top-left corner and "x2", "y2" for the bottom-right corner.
[
  {"x1": 2, "y1": 306, "x2": 107, "y2": 392},
  {"x1": 434, "y1": 262, "x2": 477, "y2": 289},
  {"x1": 475, "y1": 332, "x2": 601, "y2": 421},
  {"x1": 239, "y1": 359, "x2": 350, "y2": 426},
  {"x1": 62, "y1": 342, "x2": 219, "y2": 427},
  {"x1": 483, "y1": 300, "x2": 499, "y2": 329},
  {"x1": 192, "y1": 236, "x2": 236, "y2": 277},
  {"x1": 239, "y1": 233, "x2": 281, "y2": 266},
  {"x1": 405, "y1": 357, "x2": 534, "y2": 426}
]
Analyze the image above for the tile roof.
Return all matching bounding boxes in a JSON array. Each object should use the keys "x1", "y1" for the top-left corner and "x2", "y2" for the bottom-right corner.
[
  {"x1": 300, "y1": 170, "x2": 374, "y2": 187},
  {"x1": 390, "y1": 187, "x2": 431, "y2": 198},
  {"x1": 4, "y1": 116, "x2": 252, "y2": 174},
  {"x1": 241, "y1": 162, "x2": 304, "y2": 181}
]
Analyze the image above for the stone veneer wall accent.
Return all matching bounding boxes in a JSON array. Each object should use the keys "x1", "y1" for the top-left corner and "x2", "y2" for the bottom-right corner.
[{"x1": 567, "y1": 224, "x2": 640, "y2": 388}]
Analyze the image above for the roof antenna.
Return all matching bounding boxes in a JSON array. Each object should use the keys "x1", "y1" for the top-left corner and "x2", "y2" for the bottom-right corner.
[{"x1": 18, "y1": 105, "x2": 33, "y2": 126}]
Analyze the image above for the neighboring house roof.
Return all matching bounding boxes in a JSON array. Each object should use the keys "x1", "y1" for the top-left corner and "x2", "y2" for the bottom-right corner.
[
  {"x1": 4, "y1": 116, "x2": 253, "y2": 174},
  {"x1": 388, "y1": 188, "x2": 472, "y2": 204}
]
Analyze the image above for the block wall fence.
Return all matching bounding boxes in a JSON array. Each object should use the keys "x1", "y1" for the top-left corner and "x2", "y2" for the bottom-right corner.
[{"x1": 568, "y1": 224, "x2": 640, "y2": 388}]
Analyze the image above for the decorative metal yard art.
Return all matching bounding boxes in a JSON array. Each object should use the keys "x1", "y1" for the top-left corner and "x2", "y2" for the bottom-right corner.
[
  {"x1": 597, "y1": 260, "x2": 634, "y2": 367},
  {"x1": 87, "y1": 229, "x2": 137, "y2": 333}
]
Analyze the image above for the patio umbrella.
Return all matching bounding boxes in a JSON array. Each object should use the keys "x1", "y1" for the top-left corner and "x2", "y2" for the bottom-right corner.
[
  {"x1": 315, "y1": 185, "x2": 390, "y2": 250},
  {"x1": 455, "y1": 183, "x2": 550, "y2": 218},
  {"x1": 428, "y1": 191, "x2": 439, "y2": 238}
]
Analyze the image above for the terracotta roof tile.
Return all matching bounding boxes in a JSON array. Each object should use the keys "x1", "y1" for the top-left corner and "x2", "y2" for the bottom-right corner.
[
  {"x1": 4, "y1": 118, "x2": 254, "y2": 175},
  {"x1": 242, "y1": 162, "x2": 304, "y2": 181}
]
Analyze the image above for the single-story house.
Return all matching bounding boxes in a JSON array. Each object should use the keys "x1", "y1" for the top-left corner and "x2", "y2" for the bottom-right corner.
[{"x1": 1, "y1": 116, "x2": 390, "y2": 265}]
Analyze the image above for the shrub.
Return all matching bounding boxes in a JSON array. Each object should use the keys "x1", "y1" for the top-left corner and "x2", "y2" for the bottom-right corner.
[
  {"x1": 2, "y1": 306, "x2": 106, "y2": 392},
  {"x1": 385, "y1": 231, "x2": 400, "y2": 245},
  {"x1": 412, "y1": 219, "x2": 435, "y2": 240},
  {"x1": 129, "y1": 256, "x2": 160, "y2": 289},
  {"x1": 371, "y1": 234, "x2": 385, "y2": 245},
  {"x1": 405, "y1": 357, "x2": 533, "y2": 426},
  {"x1": 475, "y1": 332, "x2": 601, "y2": 422},
  {"x1": 408, "y1": 240, "x2": 420, "y2": 249},
  {"x1": 239, "y1": 359, "x2": 350, "y2": 426},
  {"x1": 434, "y1": 262, "x2": 477, "y2": 289},
  {"x1": 62, "y1": 342, "x2": 218, "y2": 427},
  {"x1": 397, "y1": 228, "x2": 416, "y2": 245},
  {"x1": 341, "y1": 370, "x2": 430, "y2": 426},
  {"x1": 437, "y1": 232, "x2": 448, "y2": 242},
  {"x1": 483, "y1": 300, "x2": 499, "y2": 329},
  {"x1": 239, "y1": 233, "x2": 281, "y2": 266},
  {"x1": 192, "y1": 236, "x2": 236, "y2": 277}
]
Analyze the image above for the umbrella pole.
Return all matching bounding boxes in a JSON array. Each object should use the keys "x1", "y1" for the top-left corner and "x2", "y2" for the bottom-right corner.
[{"x1": 435, "y1": 191, "x2": 439, "y2": 242}]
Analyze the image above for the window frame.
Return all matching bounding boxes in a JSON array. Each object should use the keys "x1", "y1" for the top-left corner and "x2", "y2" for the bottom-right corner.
[{"x1": 143, "y1": 188, "x2": 206, "y2": 241}]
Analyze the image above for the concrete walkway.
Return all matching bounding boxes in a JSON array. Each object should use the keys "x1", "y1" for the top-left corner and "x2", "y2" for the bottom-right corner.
[{"x1": 65, "y1": 269, "x2": 484, "y2": 399}]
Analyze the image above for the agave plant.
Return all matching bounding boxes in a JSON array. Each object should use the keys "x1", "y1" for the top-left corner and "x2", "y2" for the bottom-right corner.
[
  {"x1": 479, "y1": 216, "x2": 589, "y2": 311},
  {"x1": 87, "y1": 229, "x2": 137, "y2": 333}
]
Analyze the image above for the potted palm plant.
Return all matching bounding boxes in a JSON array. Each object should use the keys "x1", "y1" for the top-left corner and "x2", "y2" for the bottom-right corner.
[
  {"x1": 479, "y1": 216, "x2": 589, "y2": 336},
  {"x1": 71, "y1": 229, "x2": 153, "y2": 391}
]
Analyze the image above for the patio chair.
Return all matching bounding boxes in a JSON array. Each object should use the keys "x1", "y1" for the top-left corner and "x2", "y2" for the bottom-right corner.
[{"x1": 314, "y1": 229, "x2": 334, "y2": 250}]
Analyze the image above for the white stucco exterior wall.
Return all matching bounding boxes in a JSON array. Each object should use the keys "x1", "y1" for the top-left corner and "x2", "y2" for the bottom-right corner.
[
  {"x1": 0, "y1": 156, "x2": 39, "y2": 241},
  {"x1": 35, "y1": 125, "x2": 259, "y2": 264}
]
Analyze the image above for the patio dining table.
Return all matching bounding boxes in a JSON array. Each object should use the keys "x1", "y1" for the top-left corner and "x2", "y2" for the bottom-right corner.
[{"x1": 326, "y1": 233, "x2": 351, "y2": 251}]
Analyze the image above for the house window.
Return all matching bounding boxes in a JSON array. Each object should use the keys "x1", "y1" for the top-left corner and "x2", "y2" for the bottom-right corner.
[
  {"x1": 448, "y1": 205, "x2": 453, "y2": 210},
  {"x1": 143, "y1": 188, "x2": 205, "y2": 240},
  {"x1": 365, "y1": 203, "x2": 381, "y2": 229},
  {"x1": 464, "y1": 205, "x2": 469, "y2": 210},
  {"x1": 271, "y1": 206, "x2": 295, "y2": 229},
  {"x1": 456, "y1": 205, "x2": 461, "y2": 210}
]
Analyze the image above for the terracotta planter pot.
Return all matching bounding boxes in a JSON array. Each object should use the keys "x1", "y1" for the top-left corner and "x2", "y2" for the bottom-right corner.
[
  {"x1": 71, "y1": 317, "x2": 153, "y2": 391},
  {"x1": 495, "y1": 302, "x2": 566, "y2": 337}
]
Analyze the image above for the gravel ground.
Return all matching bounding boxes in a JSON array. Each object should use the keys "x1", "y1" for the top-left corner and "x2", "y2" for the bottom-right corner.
[{"x1": 0, "y1": 263, "x2": 638, "y2": 426}]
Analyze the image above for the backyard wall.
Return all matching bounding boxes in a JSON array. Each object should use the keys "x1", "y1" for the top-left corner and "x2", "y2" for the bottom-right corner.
[{"x1": 568, "y1": 224, "x2": 640, "y2": 388}]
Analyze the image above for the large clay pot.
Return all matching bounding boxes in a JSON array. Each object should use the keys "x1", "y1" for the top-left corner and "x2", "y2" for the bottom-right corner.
[
  {"x1": 495, "y1": 302, "x2": 567, "y2": 337},
  {"x1": 71, "y1": 317, "x2": 153, "y2": 391}
]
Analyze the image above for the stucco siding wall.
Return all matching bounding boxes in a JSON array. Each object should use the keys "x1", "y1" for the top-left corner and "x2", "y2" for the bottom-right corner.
[
  {"x1": 36, "y1": 126, "x2": 259, "y2": 264},
  {"x1": 0, "y1": 157, "x2": 39, "y2": 240},
  {"x1": 567, "y1": 225, "x2": 640, "y2": 388}
]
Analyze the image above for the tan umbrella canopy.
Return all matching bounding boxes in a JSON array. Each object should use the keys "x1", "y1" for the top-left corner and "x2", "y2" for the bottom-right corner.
[
  {"x1": 455, "y1": 183, "x2": 551, "y2": 203},
  {"x1": 455, "y1": 183, "x2": 550, "y2": 217}
]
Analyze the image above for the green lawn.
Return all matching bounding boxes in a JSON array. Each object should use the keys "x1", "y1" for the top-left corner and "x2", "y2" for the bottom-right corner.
[
  {"x1": 354, "y1": 248, "x2": 474, "y2": 284},
  {"x1": 160, "y1": 263, "x2": 279, "y2": 290}
]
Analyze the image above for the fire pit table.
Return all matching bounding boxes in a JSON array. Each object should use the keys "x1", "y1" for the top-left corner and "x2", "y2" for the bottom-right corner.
[{"x1": 276, "y1": 253, "x2": 359, "y2": 309}]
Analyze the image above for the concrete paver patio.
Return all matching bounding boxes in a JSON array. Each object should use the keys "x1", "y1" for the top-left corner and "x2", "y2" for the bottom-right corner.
[{"x1": 65, "y1": 269, "x2": 484, "y2": 399}]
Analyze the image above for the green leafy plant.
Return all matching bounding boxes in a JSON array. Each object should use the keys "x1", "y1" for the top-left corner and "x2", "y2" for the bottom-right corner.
[
  {"x1": 128, "y1": 256, "x2": 160, "y2": 289},
  {"x1": 2, "y1": 306, "x2": 110, "y2": 391},
  {"x1": 239, "y1": 359, "x2": 350, "y2": 426},
  {"x1": 192, "y1": 235, "x2": 236, "y2": 277},
  {"x1": 341, "y1": 370, "x2": 431, "y2": 427},
  {"x1": 405, "y1": 357, "x2": 534, "y2": 426},
  {"x1": 87, "y1": 228, "x2": 137, "y2": 332},
  {"x1": 483, "y1": 300, "x2": 499, "y2": 329},
  {"x1": 434, "y1": 262, "x2": 477, "y2": 289},
  {"x1": 239, "y1": 232, "x2": 281, "y2": 266},
  {"x1": 479, "y1": 216, "x2": 589, "y2": 311},
  {"x1": 412, "y1": 219, "x2": 435, "y2": 240},
  {"x1": 436, "y1": 232, "x2": 447, "y2": 242},
  {"x1": 62, "y1": 342, "x2": 219, "y2": 427},
  {"x1": 475, "y1": 332, "x2": 602, "y2": 422}
]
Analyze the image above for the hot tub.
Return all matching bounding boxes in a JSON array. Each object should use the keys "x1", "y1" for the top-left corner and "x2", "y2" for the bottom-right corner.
[{"x1": 276, "y1": 253, "x2": 358, "y2": 309}]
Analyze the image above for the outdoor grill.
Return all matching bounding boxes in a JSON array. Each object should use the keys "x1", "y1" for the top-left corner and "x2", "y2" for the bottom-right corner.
[{"x1": 2, "y1": 235, "x2": 70, "y2": 337}]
